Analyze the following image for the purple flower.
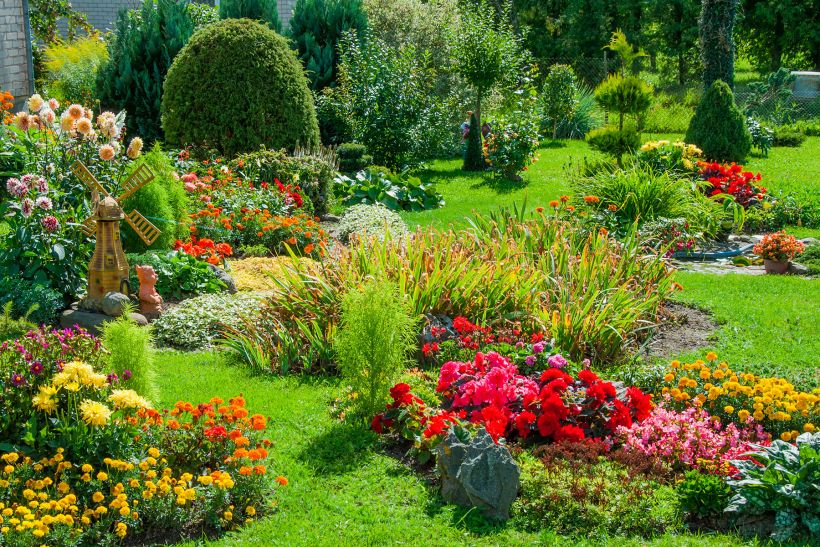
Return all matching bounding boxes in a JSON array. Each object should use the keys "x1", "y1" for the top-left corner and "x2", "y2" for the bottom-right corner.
[
  {"x1": 532, "y1": 341, "x2": 546, "y2": 354},
  {"x1": 525, "y1": 355, "x2": 537, "y2": 366},
  {"x1": 106, "y1": 372, "x2": 119, "y2": 384},
  {"x1": 547, "y1": 354, "x2": 568, "y2": 369},
  {"x1": 582, "y1": 358, "x2": 591, "y2": 369},
  {"x1": 35, "y1": 177, "x2": 48, "y2": 193},
  {"x1": 10, "y1": 372, "x2": 26, "y2": 387},
  {"x1": 6, "y1": 177, "x2": 27, "y2": 197},
  {"x1": 122, "y1": 369, "x2": 132, "y2": 381},
  {"x1": 29, "y1": 361, "x2": 43, "y2": 376}
]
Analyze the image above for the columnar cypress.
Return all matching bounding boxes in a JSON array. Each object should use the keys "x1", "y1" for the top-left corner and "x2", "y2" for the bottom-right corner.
[
  {"x1": 463, "y1": 113, "x2": 484, "y2": 171},
  {"x1": 699, "y1": 0, "x2": 739, "y2": 89}
]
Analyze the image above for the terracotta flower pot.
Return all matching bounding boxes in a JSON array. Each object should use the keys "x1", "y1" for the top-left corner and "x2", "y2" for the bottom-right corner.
[{"x1": 763, "y1": 258, "x2": 789, "y2": 274}]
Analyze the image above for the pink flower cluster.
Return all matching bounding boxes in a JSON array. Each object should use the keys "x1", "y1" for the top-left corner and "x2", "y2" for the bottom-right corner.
[
  {"x1": 5, "y1": 175, "x2": 59, "y2": 231},
  {"x1": 617, "y1": 403, "x2": 768, "y2": 474}
]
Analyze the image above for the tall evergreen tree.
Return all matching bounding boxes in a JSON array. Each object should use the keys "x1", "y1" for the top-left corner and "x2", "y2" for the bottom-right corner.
[
  {"x1": 645, "y1": 0, "x2": 701, "y2": 86},
  {"x1": 699, "y1": 0, "x2": 739, "y2": 90},
  {"x1": 96, "y1": 0, "x2": 195, "y2": 142},
  {"x1": 219, "y1": 0, "x2": 281, "y2": 32},
  {"x1": 290, "y1": 0, "x2": 368, "y2": 90}
]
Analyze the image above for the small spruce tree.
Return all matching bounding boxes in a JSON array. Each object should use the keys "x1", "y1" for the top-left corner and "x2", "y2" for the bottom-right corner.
[
  {"x1": 685, "y1": 80, "x2": 750, "y2": 162},
  {"x1": 463, "y1": 113, "x2": 484, "y2": 171}
]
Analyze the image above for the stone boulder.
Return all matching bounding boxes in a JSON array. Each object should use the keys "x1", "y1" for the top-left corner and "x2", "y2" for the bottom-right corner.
[
  {"x1": 208, "y1": 264, "x2": 238, "y2": 294},
  {"x1": 101, "y1": 291, "x2": 131, "y2": 317},
  {"x1": 436, "y1": 428, "x2": 520, "y2": 521},
  {"x1": 60, "y1": 308, "x2": 148, "y2": 335}
]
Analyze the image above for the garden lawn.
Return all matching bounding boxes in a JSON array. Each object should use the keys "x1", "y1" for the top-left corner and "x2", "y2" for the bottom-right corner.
[
  {"x1": 671, "y1": 271, "x2": 820, "y2": 388},
  {"x1": 407, "y1": 137, "x2": 820, "y2": 236},
  {"x1": 160, "y1": 352, "x2": 755, "y2": 547}
]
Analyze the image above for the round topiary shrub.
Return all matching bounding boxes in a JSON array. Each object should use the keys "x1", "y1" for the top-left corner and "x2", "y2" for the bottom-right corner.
[
  {"x1": 161, "y1": 18, "x2": 320, "y2": 157},
  {"x1": 685, "y1": 80, "x2": 751, "y2": 163}
]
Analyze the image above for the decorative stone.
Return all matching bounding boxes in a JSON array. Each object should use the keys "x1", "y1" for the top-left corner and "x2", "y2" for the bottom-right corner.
[
  {"x1": 436, "y1": 428, "x2": 520, "y2": 521},
  {"x1": 136, "y1": 265, "x2": 163, "y2": 315},
  {"x1": 101, "y1": 291, "x2": 131, "y2": 317},
  {"x1": 788, "y1": 262, "x2": 810, "y2": 275},
  {"x1": 60, "y1": 308, "x2": 148, "y2": 335},
  {"x1": 208, "y1": 264, "x2": 238, "y2": 294}
]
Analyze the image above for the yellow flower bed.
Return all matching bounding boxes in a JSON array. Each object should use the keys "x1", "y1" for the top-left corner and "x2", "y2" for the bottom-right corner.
[
  {"x1": 661, "y1": 352, "x2": 819, "y2": 440},
  {"x1": 227, "y1": 257, "x2": 317, "y2": 292},
  {"x1": 0, "y1": 448, "x2": 244, "y2": 544}
]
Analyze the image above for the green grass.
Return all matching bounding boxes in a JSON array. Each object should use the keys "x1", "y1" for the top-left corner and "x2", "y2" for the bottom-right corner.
[
  {"x1": 671, "y1": 272, "x2": 820, "y2": 388},
  {"x1": 406, "y1": 137, "x2": 820, "y2": 230},
  {"x1": 158, "y1": 352, "x2": 757, "y2": 546}
]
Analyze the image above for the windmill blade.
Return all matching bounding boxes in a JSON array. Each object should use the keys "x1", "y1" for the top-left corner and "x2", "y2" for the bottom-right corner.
[
  {"x1": 71, "y1": 161, "x2": 110, "y2": 198},
  {"x1": 124, "y1": 210, "x2": 161, "y2": 246},
  {"x1": 117, "y1": 164, "x2": 155, "y2": 202},
  {"x1": 80, "y1": 216, "x2": 96, "y2": 237}
]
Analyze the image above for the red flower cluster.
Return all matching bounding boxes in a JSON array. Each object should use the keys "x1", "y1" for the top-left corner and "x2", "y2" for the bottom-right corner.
[
  {"x1": 436, "y1": 352, "x2": 653, "y2": 444},
  {"x1": 174, "y1": 236, "x2": 233, "y2": 265},
  {"x1": 371, "y1": 383, "x2": 464, "y2": 444},
  {"x1": 698, "y1": 161, "x2": 766, "y2": 208}
]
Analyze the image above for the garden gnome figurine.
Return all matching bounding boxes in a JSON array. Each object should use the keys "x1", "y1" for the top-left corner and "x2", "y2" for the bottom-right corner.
[{"x1": 136, "y1": 265, "x2": 163, "y2": 316}]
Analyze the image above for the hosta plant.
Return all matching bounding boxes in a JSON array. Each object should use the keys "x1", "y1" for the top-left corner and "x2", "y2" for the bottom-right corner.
[
  {"x1": 726, "y1": 433, "x2": 820, "y2": 541},
  {"x1": 334, "y1": 168, "x2": 444, "y2": 211}
]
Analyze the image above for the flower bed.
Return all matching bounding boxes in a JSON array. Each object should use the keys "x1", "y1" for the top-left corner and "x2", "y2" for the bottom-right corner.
[{"x1": 0, "y1": 328, "x2": 281, "y2": 544}]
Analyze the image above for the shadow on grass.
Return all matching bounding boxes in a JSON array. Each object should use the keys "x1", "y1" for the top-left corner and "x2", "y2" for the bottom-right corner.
[
  {"x1": 541, "y1": 140, "x2": 568, "y2": 149},
  {"x1": 424, "y1": 495, "x2": 512, "y2": 536},
  {"x1": 471, "y1": 175, "x2": 528, "y2": 195},
  {"x1": 298, "y1": 421, "x2": 377, "y2": 476}
]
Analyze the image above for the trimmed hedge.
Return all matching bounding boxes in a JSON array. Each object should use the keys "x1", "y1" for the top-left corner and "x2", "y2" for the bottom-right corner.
[
  {"x1": 337, "y1": 143, "x2": 371, "y2": 173},
  {"x1": 162, "y1": 18, "x2": 320, "y2": 157}
]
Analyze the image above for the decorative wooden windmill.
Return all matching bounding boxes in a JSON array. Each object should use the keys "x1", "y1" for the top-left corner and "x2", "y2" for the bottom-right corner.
[{"x1": 72, "y1": 160, "x2": 161, "y2": 302}]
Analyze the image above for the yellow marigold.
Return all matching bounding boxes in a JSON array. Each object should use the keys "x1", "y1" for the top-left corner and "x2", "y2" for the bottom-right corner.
[
  {"x1": 115, "y1": 522, "x2": 127, "y2": 538},
  {"x1": 663, "y1": 373, "x2": 674, "y2": 383},
  {"x1": 724, "y1": 406, "x2": 734, "y2": 414},
  {"x1": 737, "y1": 409, "x2": 750, "y2": 422},
  {"x1": 705, "y1": 352, "x2": 718, "y2": 361}
]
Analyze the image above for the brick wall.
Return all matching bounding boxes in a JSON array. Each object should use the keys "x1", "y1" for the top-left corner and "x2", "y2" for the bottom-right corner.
[{"x1": 0, "y1": 0, "x2": 33, "y2": 107}]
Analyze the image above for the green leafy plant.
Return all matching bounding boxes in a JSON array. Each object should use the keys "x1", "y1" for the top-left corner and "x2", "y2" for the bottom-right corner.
[
  {"x1": 99, "y1": 303, "x2": 157, "y2": 403},
  {"x1": 677, "y1": 470, "x2": 732, "y2": 518},
  {"x1": 337, "y1": 31, "x2": 452, "y2": 169},
  {"x1": 219, "y1": 0, "x2": 282, "y2": 31},
  {"x1": 514, "y1": 451, "x2": 681, "y2": 537},
  {"x1": 541, "y1": 64, "x2": 579, "y2": 140},
  {"x1": 43, "y1": 35, "x2": 108, "y2": 104},
  {"x1": 0, "y1": 301, "x2": 37, "y2": 341},
  {"x1": 0, "y1": 278, "x2": 63, "y2": 326},
  {"x1": 153, "y1": 293, "x2": 264, "y2": 350},
  {"x1": 96, "y1": 0, "x2": 195, "y2": 142},
  {"x1": 336, "y1": 143, "x2": 371, "y2": 173},
  {"x1": 772, "y1": 127, "x2": 806, "y2": 148},
  {"x1": 334, "y1": 167, "x2": 444, "y2": 211},
  {"x1": 162, "y1": 18, "x2": 320, "y2": 157},
  {"x1": 743, "y1": 68, "x2": 798, "y2": 126},
  {"x1": 554, "y1": 84, "x2": 602, "y2": 139},
  {"x1": 290, "y1": 0, "x2": 368, "y2": 90},
  {"x1": 594, "y1": 75, "x2": 653, "y2": 132},
  {"x1": 334, "y1": 279, "x2": 417, "y2": 422},
  {"x1": 335, "y1": 203, "x2": 408, "y2": 243},
  {"x1": 127, "y1": 251, "x2": 226, "y2": 300},
  {"x1": 726, "y1": 433, "x2": 820, "y2": 541},
  {"x1": 747, "y1": 117, "x2": 774, "y2": 156},
  {"x1": 685, "y1": 80, "x2": 751, "y2": 162}
]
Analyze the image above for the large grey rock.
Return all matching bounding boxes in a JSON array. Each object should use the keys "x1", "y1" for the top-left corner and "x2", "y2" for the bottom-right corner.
[
  {"x1": 101, "y1": 291, "x2": 131, "y2": 317},
  {"x1": 788, "y1": 262, "x2": 810, "y2": 275},
  {"x1": 436, "y1": 428, "x2": 520, "y2": 521},
  {"x1": 208, "y1": 264, "x2": 237, "y2": 294},
  {"x1": 60, "y1": 308, "x2": 148, "y2": 335}
]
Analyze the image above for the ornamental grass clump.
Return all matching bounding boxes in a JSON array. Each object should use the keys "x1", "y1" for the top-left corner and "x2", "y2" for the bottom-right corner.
[
  {"x1": 237, "y1": 208, "x2": 674, "y2": 373},
  {"x1": 335, "y1": 279, "x2": 418, "y2": 422}
]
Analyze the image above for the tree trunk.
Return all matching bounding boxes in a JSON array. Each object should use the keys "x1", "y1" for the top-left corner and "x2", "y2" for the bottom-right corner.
[
  {"x1": 476, "y1": 87, "x2": 482, "y2": 130},
  {"x1": 770, "y1": 12, "x2": 784, "y2": 72}
]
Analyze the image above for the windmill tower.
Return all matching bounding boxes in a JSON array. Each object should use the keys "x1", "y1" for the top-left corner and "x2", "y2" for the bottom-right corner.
[{"x1": 72, "y1": 160, "x2": 161, "y2": 303}]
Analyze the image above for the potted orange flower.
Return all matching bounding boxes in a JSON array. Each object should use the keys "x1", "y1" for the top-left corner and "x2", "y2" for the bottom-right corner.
[{"x1": 753, "y1": 232, "x2": 804, "y2": 274}]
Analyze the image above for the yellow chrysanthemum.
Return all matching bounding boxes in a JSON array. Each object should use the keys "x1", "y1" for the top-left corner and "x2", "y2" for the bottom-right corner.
[
  {"x1": 108, "y1": 389, "x2": 151, "y2": 410},
  {"x1": 79, "y1": 400, "x2": 111, "y2": 427},
  {"x1": 32, "y1": 386, "x2": 59, "y2": 414}
]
